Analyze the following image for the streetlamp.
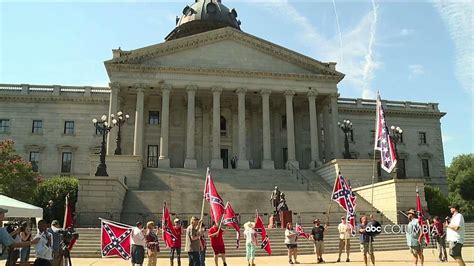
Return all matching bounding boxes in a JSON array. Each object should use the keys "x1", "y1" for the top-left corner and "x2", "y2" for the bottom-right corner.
[
  {"x1": 112, "y1": 111, "x2": 130, "y2": 155},
  {"x1": 390, "y1": 125, "x2": 403, "y2": 178},
  {"x1": 92, "y1": 115, "x2": 115, "y2": 176},
  {"x1": 338, "y1": 119, "x2": 353, "y2": 159}
]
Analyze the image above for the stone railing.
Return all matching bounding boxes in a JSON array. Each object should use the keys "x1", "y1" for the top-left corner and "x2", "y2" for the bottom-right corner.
[
  {"x1": 338, "y1": 97, "x2": 440, "y2": 112},
  {"x1": 0, "y1": 83, "x2": 110, "y2": 96}
]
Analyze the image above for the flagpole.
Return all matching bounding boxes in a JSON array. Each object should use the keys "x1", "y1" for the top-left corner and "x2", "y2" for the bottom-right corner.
[
  {"x1": 98, "y1": 217, "x2": 133, "y2": 228},
  {"x1": 371, "y1": 91, "x2": 380, "y2": 216},
  {"x1": 217, "y1": 202, "x2": 229, "y2": 231},
  {"x1": 200, "y1": 167, "x2": 209, "y2": 222},
  {"x1": 326, "y1": 171, "x2": 340, "y2": 225}
]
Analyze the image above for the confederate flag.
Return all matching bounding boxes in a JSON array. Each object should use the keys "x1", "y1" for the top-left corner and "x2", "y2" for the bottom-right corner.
[
  {"x1": 332, "y1": 174, "x2": 357, "y2": 233},
  {"x1": 295, "y1": 223, "x2": 309, "y2": 239},
  {"x1": 223, "y1": 202, "x2": 241, "y2": 248},
  {"x1": 162, "y1": 204, "x2": 178, "y2": 248},
  {"x1": 204, "y1": 168, "x2": 225, "y2": 223},
  {"x1": 375, "y1": 91, "x2": 397, "y2": 173},
  {"x1": 101, "y1": 219, "x2": 132, "y2": 260},
  {"x1": 254, "y1": 215, "x2": 272, "y2": 255},
  {"x1": 416, "y1": 188, "x2": 430, "y2": 244},
  {"x1": 63, "y1": 194, "x2": 77, "y2": 250}
]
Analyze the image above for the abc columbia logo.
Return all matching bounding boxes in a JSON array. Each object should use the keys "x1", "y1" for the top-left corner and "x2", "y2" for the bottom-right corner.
[{"x1": 358, "y1": 224, "x2": 436, "y2": 235}]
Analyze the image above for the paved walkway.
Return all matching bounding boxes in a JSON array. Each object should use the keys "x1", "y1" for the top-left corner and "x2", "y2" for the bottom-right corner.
[{"x1": 69, "y1": 247, "x2": 473, "y2": 265}]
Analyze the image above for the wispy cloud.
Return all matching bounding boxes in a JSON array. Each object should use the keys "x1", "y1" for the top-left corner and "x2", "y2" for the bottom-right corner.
[
  {"x1": 408, "y1": 64, "x2": 425, "y2": 79},
  {"x1": 434, "y1": 1, "x2": 473, "y2": 94},
  {"x1": 248, "y1": 0, "x2": 380, "y2": 99}
]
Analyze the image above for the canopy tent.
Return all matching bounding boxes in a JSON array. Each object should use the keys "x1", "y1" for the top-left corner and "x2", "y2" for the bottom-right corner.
[{"x1": 0, "y1": 194, "x2": 43, "y2": 222}]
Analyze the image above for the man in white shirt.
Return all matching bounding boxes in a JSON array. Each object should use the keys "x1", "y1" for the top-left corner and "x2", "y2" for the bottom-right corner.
[
  {"x1": 130, "y1": 222, "x2": 146, "y2": 266},
  {"x1": 446, "y1": 204, "x2": 465, "y2": 266},
  {"x1": 33, "y1": 220, "x2": 53, "y2": 266},
  {"x1": 337, "y1": 216, "x2": 351, "y2": 262}
]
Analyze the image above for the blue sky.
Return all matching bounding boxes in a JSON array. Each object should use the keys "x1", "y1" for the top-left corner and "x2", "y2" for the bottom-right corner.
[{"x1": 0, "y1": 0, "x2": 472, "y2": 165}]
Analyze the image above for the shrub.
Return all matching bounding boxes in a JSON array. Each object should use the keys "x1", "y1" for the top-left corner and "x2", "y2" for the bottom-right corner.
[{"x1": 425, "y1": 186, "x2": 450, "y2": 218}]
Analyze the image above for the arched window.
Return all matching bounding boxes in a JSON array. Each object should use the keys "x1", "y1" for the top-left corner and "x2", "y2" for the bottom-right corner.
[{"x1": 220, "y1": 116, "x2": 227, "y2": 136}]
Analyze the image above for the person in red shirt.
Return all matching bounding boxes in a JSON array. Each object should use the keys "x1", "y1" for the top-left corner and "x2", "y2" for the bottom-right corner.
[
  {"x1": 433, "y1": 216, "x2": 447, "y2": 262},
  {"x1": 170, "y1": 218, "x2": 182, "y2": 266},
  {"x1": 208, "y1": 221, "x2": 227, "y2": 266}
]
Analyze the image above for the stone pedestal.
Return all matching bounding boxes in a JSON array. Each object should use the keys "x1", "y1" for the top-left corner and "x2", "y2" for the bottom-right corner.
[
  {"x1": 280, "y1": 210, "x2": 293, "y2": 228},
  {"x1": 262, "y1": 160, "x2": 275, "y2": 170},
  {"x1": 184, "y1": 158, "x2": 197, "y2": 168},
  {"x1": 211, "y1": 158, "x2": 223, "y2": 169},
  {"x1": 237, "y1": 160, "x2": 250, "y2": 169}
]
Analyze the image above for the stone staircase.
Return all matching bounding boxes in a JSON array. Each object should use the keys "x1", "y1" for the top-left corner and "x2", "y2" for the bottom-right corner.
[{"x1": 69, "y1": 223, "x2": 474, "y2": 258}]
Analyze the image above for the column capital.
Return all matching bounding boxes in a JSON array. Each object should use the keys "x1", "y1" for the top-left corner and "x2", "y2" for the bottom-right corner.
[
  {"x1": 134, "y1": 83, "x2": 146, "y2": 91},
  {"x1": 161, "y1": 84, "x2": 172, "y2": 92},
  {"x1": 260, "y1": 89, "x2": 272, "y2": 96},
  {"x1": 186, "y1": 85, "x2": 198, "y2": 92},
  {"x1": 109, "y1": 82, "x2": 121, "y2": 90},
  {"x1": 329, "y1": 92, "x2": 339, "y2": 99},
  {"x1": 284, "y1": 90, "x2": 295, "y2": 97},
  {"x1": 211, "y1": 87, "x2": 223, "y2": 94},
  {"x1": 307, "y1": 90, "x2": 319, "y2": 98},
  {"x1": 236, "y1": 88, "x2": 247, "y2": 94}
]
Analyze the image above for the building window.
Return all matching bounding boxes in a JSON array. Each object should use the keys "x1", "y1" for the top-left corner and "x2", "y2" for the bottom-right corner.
[
  {"x1": 64, "y1": 121, "x2": 75, "y2": 134},
  {"x1": 220, "y1": 116, "x2": 227, "y2": 136},
  {"x1": 61, "y1": 152, "x2": 72, "y2": 173},
  {"x1": 95, "y1": 122, "x2": 104, "y2": 135},
  {"x1": 419, "y1": 132, "x2": 427, "y2": 144},
  {"x1": 32, "y1": 120, "x2": 43, "y2": 134},
  {"x1": 398, "y1": 159, "x2": 406, "y2": 178},
  {"x1": 29, "y1": 152, "x2": 40, "y2": 172},
  {"x1": 281, "y1": 115, "x2": 287, "y2": 129},
  {"x1": 149, "y1": 111, "x2": 160, "y2": 125},
  {"x1": 147, "y1": 145, "x2": 158, "y2": 168},
  {"x1": 0, "y1": 119, "x2": 10, "y2": 133},
  {"x1": 422, "y1": 159, "x2": 430, "y2": 177}
]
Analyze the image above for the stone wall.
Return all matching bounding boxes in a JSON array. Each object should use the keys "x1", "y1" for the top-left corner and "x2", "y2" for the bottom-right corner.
[
  {"x1": 76, "y1": 175, "x2": 128, "y2": 226},
  {"x1": 89, "y1": 155, "x2": 143, "y2": 188},
  {"x1": 315, "y1": 159, "x2": 374, "y2": 187},
  {"x1": 353, "y1": 179, "x2": 426, "y2": 223}
]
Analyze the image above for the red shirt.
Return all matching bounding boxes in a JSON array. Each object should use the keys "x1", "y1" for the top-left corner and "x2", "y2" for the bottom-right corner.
[
  {"x1": 433, "y1": 221, "x2": 444, "y2": 236},
  {"x1": 208, "y1": 226, "x2": 224, "y2": 247},
  {"x1": 172, "y1": 226, "x2": 182, "y2": 248}
]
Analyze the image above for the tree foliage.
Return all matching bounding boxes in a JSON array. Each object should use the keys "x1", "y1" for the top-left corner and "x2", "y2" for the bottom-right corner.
[
  {"x1": 447, "y1": 154, "x2": 474, "y2": 216},
  {"x1": 0, "y1": 139, "x2": 39, "y2": 203},
  {"x1": 425, "y1": 186, "x2": 450, "y2": 218},
  {"x1": 32, "y1": 176, "x2": 79, "y2": 226}
]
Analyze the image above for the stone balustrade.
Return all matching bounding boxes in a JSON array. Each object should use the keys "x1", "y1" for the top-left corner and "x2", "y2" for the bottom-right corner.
[
  {"x1": 338, "y1": 97, "x2": 440, "y2": 112},
  {"x1": 0, "y1": 83, "x2": 110, "y2": 96}
]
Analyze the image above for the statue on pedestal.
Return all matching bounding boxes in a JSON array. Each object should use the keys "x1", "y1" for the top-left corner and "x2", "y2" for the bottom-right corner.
[{"x1": 270, "y1": 186, "x2": 281, "y2": 213}]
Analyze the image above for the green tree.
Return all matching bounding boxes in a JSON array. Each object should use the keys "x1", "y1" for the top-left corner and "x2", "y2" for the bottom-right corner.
[
  {"x1": 0, "y1": 139, "x2": 39, "y2": 203},
  {"x1": 425, "y1": 186, "x2": 450, "y2": 218},
  {"x1": 32, "y1": 176, "x2": 79, "y2": 225},
  {"x1": 447, "y1": 154, "x2": 474, "y2": 216}
]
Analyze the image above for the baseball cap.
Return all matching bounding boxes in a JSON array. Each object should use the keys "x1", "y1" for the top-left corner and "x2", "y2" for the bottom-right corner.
[
  {"x1": 51, "y1": 220, "x2": 60, "y2": 226},
  {"x1": 406, "y1": 209, "x2": 416, "y2": 216},
  {"x1": 174, "y1": 218, "x2": 180, "y2": 223}
]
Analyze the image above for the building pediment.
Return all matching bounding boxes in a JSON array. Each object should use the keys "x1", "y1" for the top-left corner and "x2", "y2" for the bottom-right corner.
[{"x1": 105, "y1": 27, "x2": 344, "y2": 82}]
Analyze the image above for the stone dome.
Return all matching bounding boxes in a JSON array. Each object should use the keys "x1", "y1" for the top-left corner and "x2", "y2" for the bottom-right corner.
[{"x1": 165, "y1": 0, "x2": 241, "y2": 41}]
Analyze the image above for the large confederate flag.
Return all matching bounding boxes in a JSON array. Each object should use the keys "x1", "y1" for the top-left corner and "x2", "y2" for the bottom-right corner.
[
  {"x1": 331, "y1": 174, "x2": 357, "y2": 234},
  {"x1": 204, "y1": 168, "x2": 225, "y2": 223},
  {"x1": 162, "y1": 204, "x2": 179, "y2": 248},
  {"x1": 416, "y1": 189, "x2": 430, "y2": 244},
  {"x1": 100, "y1": 219, "x2": 132, "y2": 260},
  {"x1": 223, "y1": 202, "x2": 241, "y2": 248},
  {"x1": 63, "y1": 195, "x2": 77, "y2": 250},
  {"x1": 375, "y1": 92, "x2": 397, "y2": 173},
  {"x1": 254, "y1": 215, "x2": 272, "y2": 255}
]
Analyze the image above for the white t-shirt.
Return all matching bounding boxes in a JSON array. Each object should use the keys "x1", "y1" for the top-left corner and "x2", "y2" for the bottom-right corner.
[
  {"x1": 33, "y1": 231, "x2": 53, "y2": 260},
  {"x1": 131, "y1": 227, "x2": 146, "y2": 247},
  {"x1": 244, "y1": 229, "x2": 257, "y2": 245},
  {"x1": 284, "y1": 229, "x2": 297, "y2": 244},
  {"x1": 338, "y1": 223, "x2": 351, "y2": 240},
  {"x1": 447, "y1": 212, "x2": 465, "y2": 244}
]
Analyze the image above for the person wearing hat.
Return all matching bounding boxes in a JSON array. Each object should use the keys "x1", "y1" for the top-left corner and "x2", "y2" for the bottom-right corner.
[
  {"x1": 432, "y1": 216, "x2": 447, "y2": 262},
  {"x1": 47, "y1": 220, "x2": 63, "y2": 266},
  {"x1": 145, "y1": 221, "x2": 159, "y2": 266},
  {"x1": 184, "y1": 217, "x2": 201, "y2": 266},
  {"x1": 446, "y1": 204, "x2": 465, "y2": 266},
  {"x1": 337, "y1": 216, "x2": 351, "y2": 262},
  {"x1": 310, "y1": 219, "x2": 328, "y2": 263},
  {"x1": 131, "y1": 221, "x2": 146, "y2": 266},
  {"x1": 405, "y1": 209, "x2": 424, "y2": 266},
  {"x1": 243, "y1": 221, "x2": 257, "y2": 266},
  {"x1": 358, "y1": 216, "x2": 375, "y2": 266},
  {"x1": 170, "y1": 218, "x2": 182, "y2": 266},
  {"x1": 0, "y1": 208, "x2": 39, "y2": 261}
]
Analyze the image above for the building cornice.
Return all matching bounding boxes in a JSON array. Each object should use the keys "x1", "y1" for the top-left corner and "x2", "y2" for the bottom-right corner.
[{"x1": 0, "y1": 94, "x2": 109, "y2": 104}]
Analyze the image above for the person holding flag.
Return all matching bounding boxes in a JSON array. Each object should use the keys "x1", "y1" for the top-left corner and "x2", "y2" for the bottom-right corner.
[
  {"x1": 208, "y1": 221, "x2": 227, "y2": 266},
  {"x1": 284, "y1": 222, "x2": 299, "y2": 264},
  {"x1": 405, "y1": 209, "x2": 424, "y2": 266}
]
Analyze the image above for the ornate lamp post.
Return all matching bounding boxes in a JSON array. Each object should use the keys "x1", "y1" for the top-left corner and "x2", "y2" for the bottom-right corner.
[
  {"x1": 92, "y1": 115, "x2": 115, "y2": 176},
  {"x1": 112, "y1": 111, "x2": 130, "y2": 155},
  {"x1": 338, "y1": 119, "x2": 353, "y2": 159},
  {"x1": 390, "y1": 125, "x2": 403, "y2": 178}
]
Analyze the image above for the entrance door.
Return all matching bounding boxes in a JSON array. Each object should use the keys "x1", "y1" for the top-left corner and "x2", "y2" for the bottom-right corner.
[
  {"x1": 221, "y1": 149, "x2": 229, "y2": 169},
  {"x1": 147, "y1": 145, "x2": 158, "y2": 168},
  {"x1": 282, "y1": 148, "x2": 288, "y2": 169}
]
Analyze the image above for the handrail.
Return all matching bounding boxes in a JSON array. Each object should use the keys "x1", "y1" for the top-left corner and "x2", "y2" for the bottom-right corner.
[{"x1": 285, "y1": 161, "x2": 332, "y2": 195}]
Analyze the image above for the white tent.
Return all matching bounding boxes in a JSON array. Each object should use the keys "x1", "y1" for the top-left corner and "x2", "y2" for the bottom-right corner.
[{"x1": 0, "y1": 194, "x2": 43, "y2": 222}]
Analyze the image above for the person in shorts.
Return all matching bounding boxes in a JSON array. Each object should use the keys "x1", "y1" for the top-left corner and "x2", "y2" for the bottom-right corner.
[
  {"x1": 405, "y1": 209, "x2": 424, "y2": 266},
  {"x1": 284, "y1": 222, "x2": 299, "y2": 264},
  {"x1": 337, "y1": 216, "x2": 351, "y2": 262},
  {"x1": 358, "y1": 216, "x2": 375, "y2": 266},
  {"x1": 310, "y1": 219, "x2": 327, "y2": 263},
  {"x1": 131, "y1": 222, "x2": 146, "y2": 266},
  {"x1": 208, "y1": 221, "x2": 227, "y2": 266},
  {"x1": 446, "y1": 204, "x2": 465, "y2": 266}
]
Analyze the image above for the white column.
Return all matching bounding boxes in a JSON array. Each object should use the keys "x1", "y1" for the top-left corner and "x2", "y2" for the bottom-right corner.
[
  {"x1": 284, "y1": 90, "x2": 299, "y2": 169},
  {"x1": 210, "y1": 87, "x2": 223, "y2": 169},
  {"x1": 133, "y1": 86, "x2": 144, "y2": 157},
  {"x1": 107, "y1": 82, "x2": 119, "y2": 155},
  {"x1": 308, "y1": 91, "x2": 321, "y2": 169},
  {"x1": 330, "y1": 93, "x2": 340, "y2": 159},
  {"x1": 261, "y1": 89, "x2": 274, "y2": 169},
  {"x1": 159, "y1": 84, "x2": 171, "y2": 168},
  {"x1": 184, "y1": 85, "x2": 197, "y2": 168},
  {"x1": 236, "y1": 88, "x2": 249, "y2": 169}
]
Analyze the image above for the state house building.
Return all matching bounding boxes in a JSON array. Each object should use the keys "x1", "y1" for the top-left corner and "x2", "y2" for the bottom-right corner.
[{"x1": 0, "y1": 0, "x2": 447, "y2": 191}]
